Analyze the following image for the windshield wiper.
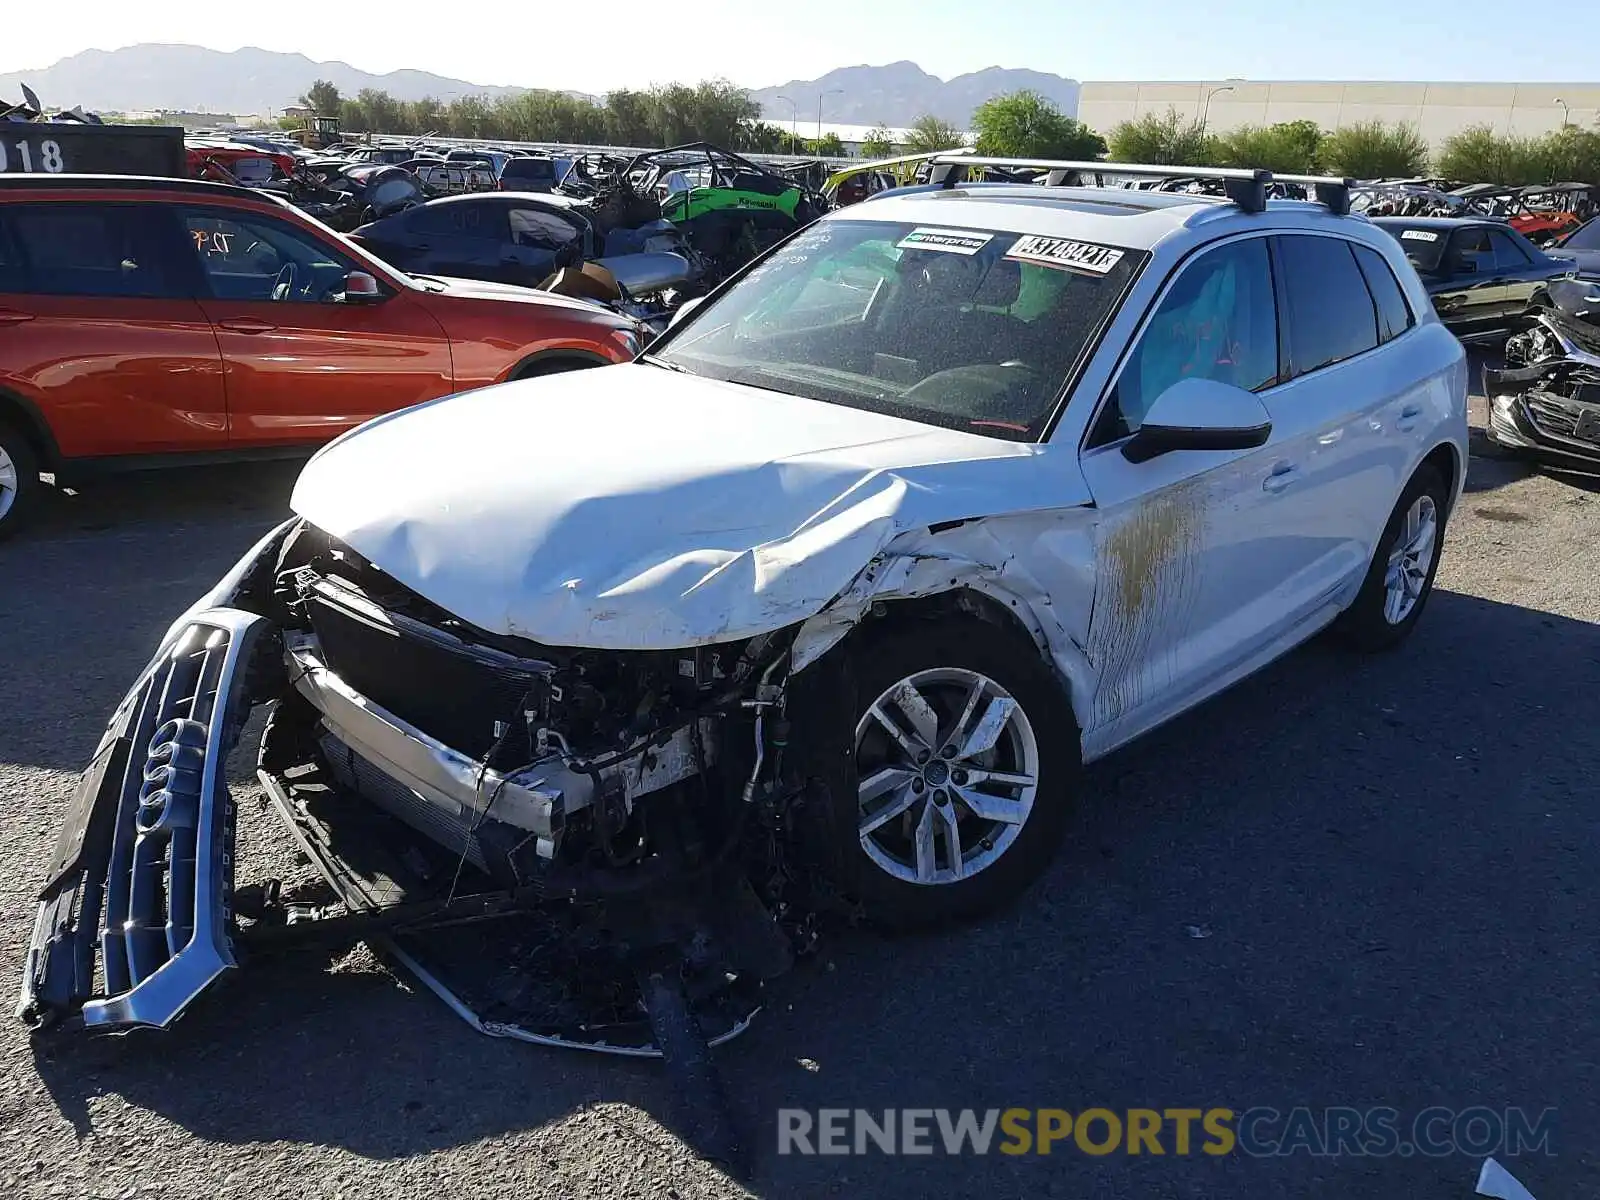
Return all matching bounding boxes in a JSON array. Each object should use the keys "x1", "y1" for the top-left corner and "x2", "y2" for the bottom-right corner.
[{"x1": 640, "y1": 354, "x2": 689, "y2": 373}]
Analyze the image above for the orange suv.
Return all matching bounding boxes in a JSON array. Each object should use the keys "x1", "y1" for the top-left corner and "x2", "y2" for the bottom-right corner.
[{"x1": 0, "y1": 174, "x2": 643, "y2": 536}]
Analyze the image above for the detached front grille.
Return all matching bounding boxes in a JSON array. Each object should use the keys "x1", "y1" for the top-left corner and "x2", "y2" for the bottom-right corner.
[
  {"x1": 100, "y1": 627, "x2": 228, "y2": 996},
  {"x1": 1525, "y1": 392, "x2": 1582, "y2": 439},
  {"x1": 21, "y1": 608, "x2": 271, "y2": 1031}
]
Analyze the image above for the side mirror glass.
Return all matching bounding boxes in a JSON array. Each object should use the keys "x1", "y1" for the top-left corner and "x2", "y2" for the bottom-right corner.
[{"x1": 1122, "y1": 376, "x2": 1273, "y2": 463}]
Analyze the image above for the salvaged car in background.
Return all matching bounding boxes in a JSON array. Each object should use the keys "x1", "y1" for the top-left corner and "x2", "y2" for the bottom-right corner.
[
  {"x1": 1484, "y1": 311, "x2": 1600, "y2": 469},
  {"x1": 0, "y1": 174, "x2": 642, "y2": 537},
  {"x1": 22, "y1": 160, "x2": 1468, "y2": 1096},
  {"x1": 1372, "y1": 216, "x2": 1574, "y2": 343}
]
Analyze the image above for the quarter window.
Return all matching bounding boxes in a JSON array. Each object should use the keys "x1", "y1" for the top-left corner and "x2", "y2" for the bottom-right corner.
[
  {"x1": 408, "y1": 201, "x2": 504, "y2": 239},
  {"x1": 1276, "y1": 235, "x2": 1379, "y2": 376},
  {"x1": 508, "y1": 207, "x2": 581, "y2": 250},
  {"x1": 1098, "y1": 237, "x2": 1278, "y2": 442},
  {"x1": 1488, "y1": 229, "x2": 1532, "y2": 269},
  {"x1": 1351, "y1": 244, "x2": 1414, "y2": 343}
]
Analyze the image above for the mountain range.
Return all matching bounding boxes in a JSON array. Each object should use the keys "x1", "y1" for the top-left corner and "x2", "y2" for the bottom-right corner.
[
  {"x1": 749, "y1": 61, "x2": 1081, "y2": 129},
  {"x1": 0, "y1": 44, "x2": 1080, "y2": 128},
  {"x1": 0, "y1": 45, "x2": 528, "y2": 116}
]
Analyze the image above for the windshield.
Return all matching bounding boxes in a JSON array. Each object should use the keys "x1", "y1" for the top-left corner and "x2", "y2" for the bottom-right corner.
[
  {"x1": 1559, "y1": 218, "x2": 1600, "y2": 251},
  {"x1": 654, "y1": 220, "x2": 1144, "y2": 440},
  {"x1": 1377, "y1": 224, "x2": 1448, "y2": 272}
]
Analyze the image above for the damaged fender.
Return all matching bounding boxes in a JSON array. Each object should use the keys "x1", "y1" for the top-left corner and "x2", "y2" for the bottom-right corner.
[{"x1": 788, "y1": 513, "x2": 1102, "y2": 732}]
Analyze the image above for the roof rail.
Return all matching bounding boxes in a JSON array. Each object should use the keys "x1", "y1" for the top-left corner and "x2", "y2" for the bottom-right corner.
[{"x1": 924, "y1": 155, "x2": 1354, "y2": 216}]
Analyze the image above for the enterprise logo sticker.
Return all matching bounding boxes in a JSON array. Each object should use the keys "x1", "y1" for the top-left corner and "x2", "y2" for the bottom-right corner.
[
  {"x1": 896, "y1": 228, "x2": 994, "y2": 255},
  {"x1": 1007, "y1": 236, "x2": 1126, "y2": 275}
]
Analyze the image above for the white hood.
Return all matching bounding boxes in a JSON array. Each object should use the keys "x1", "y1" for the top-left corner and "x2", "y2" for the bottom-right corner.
[{"x1": 290, "y1": 365, "x2": 1091, "y2": 649}]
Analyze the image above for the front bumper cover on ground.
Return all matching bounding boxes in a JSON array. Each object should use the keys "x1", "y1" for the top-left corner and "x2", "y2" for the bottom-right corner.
[{"x1": 18, "y1": 608, "x2": 271, "y2": 1032}]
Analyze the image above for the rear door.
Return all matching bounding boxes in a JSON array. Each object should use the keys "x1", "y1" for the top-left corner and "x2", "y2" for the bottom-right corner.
[
  {"x1": 1255, "y1": 233, "x2": 1413, "y2": 615},
  {"x1": 175, "y1": 204, "x2": 453, "y2": 445},
  {"x1": 0, "y1": 200, "x2": 226, "y2": 458}
]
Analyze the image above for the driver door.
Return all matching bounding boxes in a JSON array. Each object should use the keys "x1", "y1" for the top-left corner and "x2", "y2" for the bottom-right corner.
[{"x1": 178, "y1": 206, "x2": 453, "y2": 446}]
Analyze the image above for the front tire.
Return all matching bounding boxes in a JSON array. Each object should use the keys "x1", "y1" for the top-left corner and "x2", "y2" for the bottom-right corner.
[
  {"x1": 794, "y1": 617, "x2": 1079, "y2": 930},
  {"x1": 0, "y1": 421, "x2": 42, "y2": 541},
  {"x1": 1334, "y1": 464, "x2": 1449, "y2": 652}
]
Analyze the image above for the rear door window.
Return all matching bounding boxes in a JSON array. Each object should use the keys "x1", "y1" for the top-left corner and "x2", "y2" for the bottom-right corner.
[
  {"x1": 1488, "y1": 229, "x2": 1532, "y2": 270},
  {"x1": 508, "y1": 206, "x2": 582, "y2": 250},
  {"x1": 5, "y1": 203, "x2": 184, "y2": 299},
  {"x1": 0, "y1": 214, "x2": 25, "y2": 292},
  {"x1": 1351, "y1": 244, "x2": 1414, "y2": 343},
  {"x1": 1275, "y1": 235, "x2": 1380, "y2": 376}
]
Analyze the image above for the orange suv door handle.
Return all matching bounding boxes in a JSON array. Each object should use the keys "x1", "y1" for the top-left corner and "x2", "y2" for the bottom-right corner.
[
  {"x1": 218, "y1": 318, "x2": 277, "y2": 334},
  {"x1": 0, "y1": 308, "x2": 35, "y2": 326}
]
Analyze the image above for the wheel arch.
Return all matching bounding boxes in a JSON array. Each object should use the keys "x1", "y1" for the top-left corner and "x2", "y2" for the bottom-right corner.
[
  {"x1": 0, "y1": 385, "x2": 61, "y2": 470},
  {"x1": 504, "y1": 347, "x2": 610, "y2": 382},
  {"x1": 1421, "y1": 440, "x2": 1462, "y2": 515},
  {"x1": 791, "y1": 580, "x2": 1096, "y2": 741}
]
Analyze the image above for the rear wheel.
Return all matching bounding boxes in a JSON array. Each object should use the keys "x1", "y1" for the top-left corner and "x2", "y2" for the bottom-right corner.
[
  {"x1": 1334, "y1": 464, "x2": 1449, "y2": 652},
  {"x1": 0, "y1": 422, "x2": 41, "y2": 541}
]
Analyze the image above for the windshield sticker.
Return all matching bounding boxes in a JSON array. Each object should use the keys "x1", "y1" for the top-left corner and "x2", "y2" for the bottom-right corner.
[
  {"x1": 1006, "y1": 236, "x2": 1126, "y2": 275},
  {"x1": 896, "y1": 228, "x2": 993, "y2": 255},
  {"x1": 1400, "y1": 229, "x2": 1440, "y2": 242}
]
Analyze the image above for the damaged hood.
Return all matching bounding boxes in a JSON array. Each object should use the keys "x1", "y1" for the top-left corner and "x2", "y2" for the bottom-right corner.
[{"x1": 291, "y1": 366, "x2": 1090, "y2": 648}]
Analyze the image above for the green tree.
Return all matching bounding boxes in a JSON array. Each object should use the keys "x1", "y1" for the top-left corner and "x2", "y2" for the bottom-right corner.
[
  {"x1": 1541, "y1": 123, "x2": 1600, "y2": 184},
  {"x1": 972, "y1": 90, "x2": 1106, "y2": 160},
  {"x1": 807, "y1": 132, "x2": 846, "y2": 156},
  {"x1": 741, "y1": 121, "x2": 789, "y2": 153},
  {"x1": 1107, "y1": 107, "x2": 1216, "y2": 165},
  {"x1": 904, "y1": 114, "x2": 967, "y2": 153},
  {"x1": 1213, "y1": 120, "x2": 1323, "y2": 173},
  {"x1": 1318, "y1": 120, "x2": 1429, "y2": 179},
  {"x1": 860, "y1": 125, "x2": 895, "y2": 157},
  {"x1": 1436, "y1": 125, "x2": 1547, "y2": 185},
  {"x1": 299, "y1": 79, "x2": 342, "y2": 117}
]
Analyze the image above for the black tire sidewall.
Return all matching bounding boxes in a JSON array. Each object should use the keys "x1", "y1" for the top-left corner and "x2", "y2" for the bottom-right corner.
[
  {"x1": 0, "y1": 422, "x2": 40, "y2": 540},
  {"x1": 795, "y1": 616, "x2": 1080, "y2": 930},
  {"x1": 1337, "y1": 463, "x2": 1449, "y2": 650}
]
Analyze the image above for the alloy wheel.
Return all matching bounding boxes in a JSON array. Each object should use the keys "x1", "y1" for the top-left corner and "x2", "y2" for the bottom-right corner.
[
  {"x1": 1383, "y1": 494, "x2": 1438, "y2": 625},
  {"x1": 854, "y1": 667, "x2": 1040, "y2": 886},
  {"x1": 0, "y1": 443, "x2": 17, "y2": 522}
]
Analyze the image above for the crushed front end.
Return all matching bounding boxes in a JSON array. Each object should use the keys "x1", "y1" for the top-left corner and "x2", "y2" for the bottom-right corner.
[
  {"x1": 22, "y1": 520, "x2": 804, "y2": 1058},
  {"x1": 1487, "y1": 314, "x2": 1600, "y2": 468}
]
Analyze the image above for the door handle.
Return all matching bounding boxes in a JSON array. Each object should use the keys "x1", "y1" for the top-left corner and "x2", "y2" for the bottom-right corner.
[
  {"x1": 218, "y1": 318, "x2": 277, "y2": 334},
  {"x1": 0, "y1": 308, "x2": 34, "y2": 325},
  {"x1": 1263, "y1": 461, "x2": 1298, "y2": 493},
  {"x1": 1396, "y1": 403, "x2": 1423, "y2": 432}
]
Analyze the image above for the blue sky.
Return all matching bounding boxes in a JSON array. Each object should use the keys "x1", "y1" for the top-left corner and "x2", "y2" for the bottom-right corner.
[{"x1": 4, "y1": 0, "x2": 1599, "y2": 92}]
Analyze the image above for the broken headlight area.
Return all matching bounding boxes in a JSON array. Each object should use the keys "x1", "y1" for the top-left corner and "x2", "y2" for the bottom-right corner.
[
  {"x1": 23, "y1": 522, "x2": 814, "y2": 1065},
  {"x1": 1489, "y1": 315, "x2": 1600, "y2": 463}
]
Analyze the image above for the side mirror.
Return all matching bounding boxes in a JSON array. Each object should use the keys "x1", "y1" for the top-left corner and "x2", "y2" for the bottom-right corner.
[
  {"x1": 338, "y1": 270, "x2": 383, "y2": 303},
  {"x1": 1122, "y1": 376, "x2": 1273, "y2": 463},
  {"x1": 669, "y1": 295, "x2": 706, "y2": 329}
]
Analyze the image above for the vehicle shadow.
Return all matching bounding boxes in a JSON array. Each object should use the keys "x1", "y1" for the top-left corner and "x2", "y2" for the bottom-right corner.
[
  {"x1": 24, "y1": 588, "x2": 1600, "y2": 1199},
  {"x1": 22, "y1": 459, "x2": 304, "y2": 541}
]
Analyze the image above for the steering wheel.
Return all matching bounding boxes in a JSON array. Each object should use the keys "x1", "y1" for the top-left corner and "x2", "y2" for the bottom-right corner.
[{"x1": 270, "y1": 262, "x2": 299, "y2": 302}]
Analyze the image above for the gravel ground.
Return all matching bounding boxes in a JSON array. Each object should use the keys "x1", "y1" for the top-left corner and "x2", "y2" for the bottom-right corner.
[{"x1": 0, "y1": 398, "x2": 1595, "y2": 1200}]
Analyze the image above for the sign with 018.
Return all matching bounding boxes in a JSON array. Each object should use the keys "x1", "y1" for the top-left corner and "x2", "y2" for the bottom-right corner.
[{"x1": 0, "y1": 137, "x2": 67, "y2": 173}]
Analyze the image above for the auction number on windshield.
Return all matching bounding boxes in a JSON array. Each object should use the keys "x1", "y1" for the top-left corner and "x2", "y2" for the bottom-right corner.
[{"x1": 0, "y1": 139, "x2": 66, "y2": 173}]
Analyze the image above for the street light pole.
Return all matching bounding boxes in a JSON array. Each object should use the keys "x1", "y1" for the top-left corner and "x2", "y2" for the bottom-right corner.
[
  {"x1": 775, "y1": 94, "x2": 799, "y2": 151},
  {"x1": 1555, "y1": 97, "x2": 1571, "y2": 129},
  {"x1": 1201, "y1": 84, "x2": 1235, "y2": 128},
  {"x1": 818, "y1": 88, "x2": 844, "y2": 143}
]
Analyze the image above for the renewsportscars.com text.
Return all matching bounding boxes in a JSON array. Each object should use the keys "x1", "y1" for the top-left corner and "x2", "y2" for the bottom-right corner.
[{"x1": 777, "y1": 1107, "x2": 1556, "y2": 1158}]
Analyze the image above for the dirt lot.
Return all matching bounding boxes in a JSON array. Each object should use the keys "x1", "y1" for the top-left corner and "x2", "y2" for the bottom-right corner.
[{"x1": 0, "y1": 401, "x2": 1595, "y2": 1199}]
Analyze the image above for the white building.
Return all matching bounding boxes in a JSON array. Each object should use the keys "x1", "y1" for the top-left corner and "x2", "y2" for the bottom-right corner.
[{"x1": 1077, "y1": 81, "x2": 1600, "y2": 145}]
